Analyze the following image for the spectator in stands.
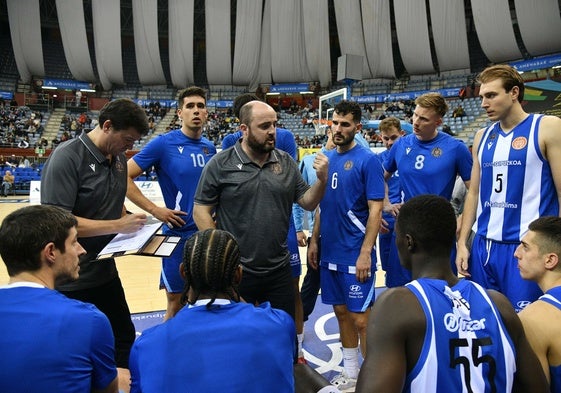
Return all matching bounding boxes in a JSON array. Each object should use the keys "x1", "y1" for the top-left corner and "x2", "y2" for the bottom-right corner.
[
  {"x1": 126, "y1": 86, "x2": 216, "y2": 321},
  {"x1": 40, "y1": 98, "x2": 150, "y2": 392},
  {"x1": 18, "y1": 156, "x2": 30, "y2": 168},
  {"x1": 1, "y1": 169, "x2": 14, "y2": 197},
  {"x1": 129, "y1": 228, "x2": 296, "y2": 392},
  {"x1": 456, "y1": 64, "x2": 561, "y2": 312},
  {"x1": 17, "y1": 137, "x2": 29, "y2": 148},
  {"x1": 355, "y1": 195, "x2": 548, "y2": 393},
  {"x1": 0, "y1": 205, "x2": 118, "y2": 393},
  {"x1": 75, "y1": 89, "x2": 82, "y2": 107},
  {"x1": 452, "y1": 104, "x2": 466, "y2": 118},
  {"x1": 517, "y1": 216, "x2": 561, "y2": 391}
]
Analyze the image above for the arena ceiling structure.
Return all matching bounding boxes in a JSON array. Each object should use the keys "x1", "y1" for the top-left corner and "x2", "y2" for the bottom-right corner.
[{"x1": 0, "y1": 0, "x2": 560, "y2": 91}]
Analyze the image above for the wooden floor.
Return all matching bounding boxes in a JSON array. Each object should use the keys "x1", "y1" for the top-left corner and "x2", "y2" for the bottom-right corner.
[{"x1": 0, "y1": 198, "x2": 386, "y2": 314}]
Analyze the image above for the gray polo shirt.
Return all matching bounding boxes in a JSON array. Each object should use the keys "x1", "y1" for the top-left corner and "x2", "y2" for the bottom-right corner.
[
  {"x1": 194, "y1": 141, "x2": 310, "y2": 275},
  {"x1": 41, "y1": 131, "x2": 128, "y2": 291}
]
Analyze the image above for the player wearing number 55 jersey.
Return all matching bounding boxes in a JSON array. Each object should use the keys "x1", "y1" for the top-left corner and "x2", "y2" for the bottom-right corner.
[
  {"x1": 456, "y1": 65, "x2": 561, "y2": 312},
  {"x1": 356, "y1": 195, "x2": 547, "y2": 393}
]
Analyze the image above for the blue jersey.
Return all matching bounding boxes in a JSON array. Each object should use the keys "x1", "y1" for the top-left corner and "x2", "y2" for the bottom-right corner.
[
  {"x1": 384, "y1": 132, "x2": 472, "y2": 201},
  {"x1": 293, "y1": 151, "x2": 321, "y2": 232},
  {"x1": 377, "y1": 149, "x2": 402, "y2": 208},
  {"x1": 132, "y1": 129, "x2": 216, "y2": 235},
  {"x1": 538, "y1": 286, "x2": 561, "y2": 393},
  {"x1": 403, "y1": 278, "x2": 516, "y2": 393},
  {"x1": 475, "y1": 114, "x2": 559, "y2": 242},
  {"x1": 222, "y1": 127, "x2": 297, "y2": 160},
  {"x1": 404, "y1": 279, "x2": 516, "y2": 393},
  {"x1": 0, "y1": 285, "x2": 117, "y2": 393},
  {"x1": 319, "y1": 145, "x2": 385, "y2": 270},
  {"x1": 130, "y1": 301, "x2": 295, "y2": 393}
]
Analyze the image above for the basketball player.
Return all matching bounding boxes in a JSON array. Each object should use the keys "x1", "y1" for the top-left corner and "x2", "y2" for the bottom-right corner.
[
  {"x1": 308, "y1": 100, "x2": 384, "y2": 390},
  {"x1": 126, "y1": 86, "x2": 216, "y2": 321},
  {"x1": 376, "y1": 117, "x2": 404, "y2": 288},
  {"x1": 0, "y1": 205, "x2": 118, "y2": 393},
  {"x1": 517, "y1": 216, "x2": 561, "y2": 392},
  {"x1": 456, "y1": 64, "x2": 561, "y2": 312},
  {"x1": 129, "y1": 229, "x2": 295, "y2": 392},
  {"x1": 356, "y1": 195, "x2": 547, "y2": 392},
  {"x1": 383, "y1": 92, "x2": 472, "y2": 286}
]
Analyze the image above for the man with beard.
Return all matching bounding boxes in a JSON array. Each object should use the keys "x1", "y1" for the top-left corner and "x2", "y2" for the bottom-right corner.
[
  {"x1": 193, "y1": 100, "x2": 328, "y2": 323},
  {"x1": 307, "y1": 100, "x2": 385, "y2": 390}
]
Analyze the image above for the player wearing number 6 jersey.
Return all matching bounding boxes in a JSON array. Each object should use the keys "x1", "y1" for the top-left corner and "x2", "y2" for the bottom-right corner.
[
  {"x1": 127, "y1": 87, "x2": 217, "y2": 321},
  {"x1": 456, "y1": 65, "x2": 561, "y2": 312},
  {"x1": 356, "y1": 195, "x2": 547, "y2": 393}
]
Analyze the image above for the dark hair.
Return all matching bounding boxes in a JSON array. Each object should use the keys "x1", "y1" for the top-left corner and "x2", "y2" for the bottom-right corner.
[
  {"x1": 378, "y1": 117, "x2": 401, "y2": 133},
  {"x1": 397, "y1": 195, "x2": 456, "y2": 255},
  {"x1": 477, "y1": 64, "x2": 525, "y2": 103},
  {"x1": 528, "y1": 216, "x2": 561, "y2": 256},
  {"x1": 177, "y1": 86, "x2": 207, "y2": 109},
  {"x1": 233, "y1": 93, "x2": 260, "y2": 118},
  {"x1": 0, "y1": 205, "x2": 77, "y2": 276},
  {"x1": 334, "y1": 100, "x2": 362, "y2": 124},
  {"x1": 99, "y1": 98, "x2": 150, "y2": 136},
  {"x1": 181, "y1": 229, "x2": 241, "y2": 308}
]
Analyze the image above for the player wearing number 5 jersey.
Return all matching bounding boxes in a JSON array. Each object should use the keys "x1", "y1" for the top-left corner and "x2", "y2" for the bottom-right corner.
[
  {"x1": 356, "y1": 195, "x2": 548, "y2": 393},
  {"x1": 127, "y1": 87, "x2": 217, "y2": 321},
  {"x1": 456, "y1": 65, "x2": 561, "y2": 312}
]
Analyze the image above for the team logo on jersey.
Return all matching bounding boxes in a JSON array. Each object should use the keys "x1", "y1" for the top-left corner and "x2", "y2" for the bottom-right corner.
[
  {"x1": 178, "y1": 146, "x2": 184, "y2": 154},
  {"x1": 115, "y1": 160, "x2": 125, "y2": 172},
  {"x1": 406, "y1": 147, "x2": 412, "y2": 155},
  {"x1": 344, "y1": 160, "x2": 353, "y2": 170},
  {"x1": 511, "y1": 136, "x2": 527, "y2": 150},
  {"x1": 89, "y1": 163, "x2": 96, "y2": 172},
  {"x1": 270, "y1": 163, "x2": 282, "y2": 174},
  {"x1": 236, "y1": 164, "x2": 243, "y2": 170},
  {"x1": 431, "y1": 147, "x2": 442, "y2": 158}
]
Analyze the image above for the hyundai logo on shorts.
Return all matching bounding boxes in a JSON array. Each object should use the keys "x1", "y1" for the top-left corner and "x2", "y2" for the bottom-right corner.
[{"x1": 350, "y1": 285, "x2": 361, "y2": 293}]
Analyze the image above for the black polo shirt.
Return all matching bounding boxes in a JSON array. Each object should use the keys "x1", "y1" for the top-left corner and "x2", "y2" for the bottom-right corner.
[{"x1": 41, "y1": 131, "x2": 128, "y2": 291}]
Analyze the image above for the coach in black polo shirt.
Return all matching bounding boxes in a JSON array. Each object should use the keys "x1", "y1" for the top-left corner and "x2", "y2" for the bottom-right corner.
[
  {"x1": 194, "y1": 100, "x2": 328, "y2": 320},
  {"x1": 40, "y1": 98, "x2": 149, "y2": 390}
]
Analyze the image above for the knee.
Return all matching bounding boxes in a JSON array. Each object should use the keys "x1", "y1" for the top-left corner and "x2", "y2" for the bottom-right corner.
[{"x1": 351, "y1": 313, "x2": 369, "y2": 334}]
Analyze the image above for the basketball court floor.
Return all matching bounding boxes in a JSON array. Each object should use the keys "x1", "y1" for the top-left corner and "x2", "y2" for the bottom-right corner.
[{"x1": 0, "y1": 197, "x2": 388, "y2": 383}]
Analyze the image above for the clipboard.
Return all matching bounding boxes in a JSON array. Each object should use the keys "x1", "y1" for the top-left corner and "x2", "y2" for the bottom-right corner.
[{"x1": 96, "y1": 221, "x2": 181, "y2": 259}]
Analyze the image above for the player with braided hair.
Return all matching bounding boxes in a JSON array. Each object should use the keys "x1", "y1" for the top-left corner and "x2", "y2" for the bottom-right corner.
[
  {"x1": 129, "y1": 229, "x2": 296, "y2": 392},
  {"x1": 179, "y1": 228, "x2": 242, "y2": 307}
]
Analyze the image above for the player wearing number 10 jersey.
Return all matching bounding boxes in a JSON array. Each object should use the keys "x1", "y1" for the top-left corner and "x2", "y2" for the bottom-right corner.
[
  {"x1": 127, "y1": 87, "x2": 217, "y2": 320},
  {"x1": 356, "y1": 195, "x2": 547, "y2": 393}
]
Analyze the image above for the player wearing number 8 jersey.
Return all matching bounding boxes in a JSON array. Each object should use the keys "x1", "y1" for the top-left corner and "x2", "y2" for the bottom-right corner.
[
  {"x1": 356, "y1": 195, "x2": 547, "y2": 393},
  {"x1": 382, "y1": 93, "x2": 472, "y2": 287},
  {"x1": 456, "y1": 65, "x2": 561, "y2": 312}
]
